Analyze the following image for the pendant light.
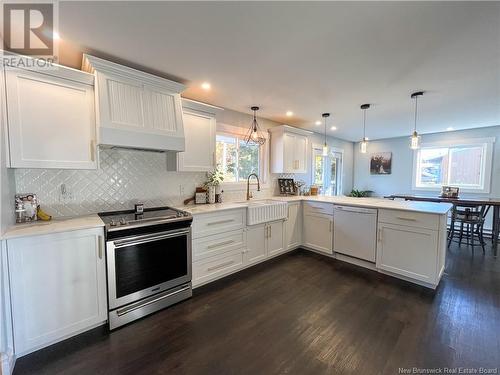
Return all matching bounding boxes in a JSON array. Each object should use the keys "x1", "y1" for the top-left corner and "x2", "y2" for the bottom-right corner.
[
  {"x1": 359, "y1": 104, "x2": 370, "y2": 153},
  {"x1": 244, "y1": 106, "x2": 266, "y2": 145},
  {"x1": 410, "y1": 91, "x2": 424, "y2": 150},
  {"x1": 322, "y1": 113, "x2": 330, "y2": 156}
]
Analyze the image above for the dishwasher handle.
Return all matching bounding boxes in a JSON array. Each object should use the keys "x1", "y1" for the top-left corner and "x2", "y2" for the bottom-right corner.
[{"x1": 334, "y1": 205, "x2": 377, "y2": 214}]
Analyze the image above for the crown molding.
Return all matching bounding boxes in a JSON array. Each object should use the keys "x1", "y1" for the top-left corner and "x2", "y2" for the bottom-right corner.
[{"x1": 82, "y1": 54, "x2": 185, "y2": 93}]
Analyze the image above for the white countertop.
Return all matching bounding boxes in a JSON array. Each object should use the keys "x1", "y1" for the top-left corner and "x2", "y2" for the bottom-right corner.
[
  {"x1": 180, "y1": 195, "x2": 453, "y2": 215},
  {"x1": 1, "y1": 214, "x2": 104, "y2": 240},
  {"x1": 1, "y1": 196, "x2": 451, "y2": 240}
]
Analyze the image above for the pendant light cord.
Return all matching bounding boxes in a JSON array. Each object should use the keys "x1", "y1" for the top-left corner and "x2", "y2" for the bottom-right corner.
[
  {"x1": 324, "y1": 117, "x2": 327, "y2": 145},
  {"x1": 413, "y1": 95, "x2": 418, "y2": 132},
  {"x1": 363, "y1": 108, "x2": 367, "y2": 139}
]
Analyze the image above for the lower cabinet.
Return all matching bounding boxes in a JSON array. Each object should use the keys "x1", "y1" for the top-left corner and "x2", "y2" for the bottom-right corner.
[
  {"x1": 285, "y1": 201, "x2": 302, "y2": 250},
  {"x1": 192, "y1": 218, "x2": 285, "y2": 287},
  {"x1": 245, "y1": 224, "x2": 267, "y2": 265},
  {"x1": 303, "y1": 213, "x2": 333, "y2": 254},
  {"x1": 246, "y1": 221, "x2": 285, "y2": 264},
  {"x1": 7, "y1": 228, "x2": 107, "y2": 356},
  {"x1": 192, "y1": 248, "x2": 245, "y2": 287},
  {"x1": 376, "y1": 223, "x2": 439, "y2": 284}
]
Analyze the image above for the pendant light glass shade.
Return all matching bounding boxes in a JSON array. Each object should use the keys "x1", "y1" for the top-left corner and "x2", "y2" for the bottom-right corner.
[
  {"x1": 244, "y1": 106, "x2": 266, "y2": 145},
  {"x1": 360, "y1": 138, "x2": 368, "y2": 153},
  {"x1": 409, "y1": 92, "x2": 424, "y2": 150},
  {"x1": 322, "y1": 144, "x2": 328, "y2": 157},
  {"x1": 322, "y1": 113, "x2": 330, "y2": 157},
  {"x1": 359, "y1": 104, "x2": 370, "y2": 154},
  {"x1": 410, "y1": 131, "x2": 421, "y2": 150}
]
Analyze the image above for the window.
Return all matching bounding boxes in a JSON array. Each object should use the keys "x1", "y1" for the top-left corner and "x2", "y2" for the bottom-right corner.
[
  {"x1": 413, "y1": 138, "x2": 495, "y2": 193},
  {"x1": 216, "y1": 133, "x2": 261, "y2": 183},
  {"x1": 312, "y1": 145, "x2": 343, "y2": 196}
]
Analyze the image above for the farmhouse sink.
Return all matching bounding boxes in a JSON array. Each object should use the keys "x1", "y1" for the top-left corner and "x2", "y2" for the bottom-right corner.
[{"x1": 246, "y1": 199, "x2": 288, "y2": 226}]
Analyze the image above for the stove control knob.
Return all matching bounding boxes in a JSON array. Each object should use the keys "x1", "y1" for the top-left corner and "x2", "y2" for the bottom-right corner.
[
  {"x1": 119, "y1": 218, "x2": 127, "y2": 225},
  {"x1": 110, "y1": 219, "x2": 117, "y2": 227}
]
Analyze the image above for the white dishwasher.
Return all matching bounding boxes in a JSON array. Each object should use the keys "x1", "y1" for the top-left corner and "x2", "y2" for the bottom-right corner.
[{"x1": 333, "y1": 205, "x2": 378, "y2": 262}]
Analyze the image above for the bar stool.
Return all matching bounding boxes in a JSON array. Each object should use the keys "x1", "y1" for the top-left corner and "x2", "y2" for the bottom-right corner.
[{"x1": 448, "y1": 204, "x2": 487, "y2": 253}]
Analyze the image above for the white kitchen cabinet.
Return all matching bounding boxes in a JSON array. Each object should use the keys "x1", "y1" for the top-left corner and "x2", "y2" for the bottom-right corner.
[
  {"x1": 285, "y1": 202, "x2": 302, "y2": 250},
  {"x1": 269, "y1": 125, "x2": 312, "y2": 174},
  {"x1": 245, "y1": 220, "x2": 285, "y2": 263},
  {"x1": 245, "y1": 224, "x2": 267, "y2": 265},
  {"x1": 4, "y1": 65, "x2": 97, "y2": 169},
  {"x1": 376, "y1": 223, "x2": 439, "y2": 284},
  {"x1": 168, "y1": 100, "x2": 217, "y2": 172},
  {"x1": 82, "y1": 54, "x2": 186, "y2": 151},
  {"x1": 7, "y1": 228, "x2": 107, "y2": 356},
  {"x1": 303, "y1": 212, "x2": 333, "y2": 255},
  {"x1": 267, "y1": 220, "x2": 285, "y2": 256}
]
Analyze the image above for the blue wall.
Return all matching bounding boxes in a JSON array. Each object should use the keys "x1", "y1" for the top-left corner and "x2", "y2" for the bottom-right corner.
[{"x1": 353, "y1": 125, "x2": 500, "y2": 228}]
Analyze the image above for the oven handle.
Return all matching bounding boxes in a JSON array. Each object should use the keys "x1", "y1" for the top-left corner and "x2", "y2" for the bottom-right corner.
[
  {"x1": 112, "y1": 229, "x2": 191, "y2": 249},
  {"x1": 116, "y1": 284, "x2": 191, "y2": 317}
]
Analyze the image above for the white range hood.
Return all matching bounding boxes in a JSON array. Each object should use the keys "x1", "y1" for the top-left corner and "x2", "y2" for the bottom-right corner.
[{"x1": 82, "y1": 54, "x2": 186, "y2": 152}]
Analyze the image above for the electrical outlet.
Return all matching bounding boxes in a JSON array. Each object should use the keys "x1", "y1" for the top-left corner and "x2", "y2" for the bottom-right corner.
[
  {"x1": 59, "y1": 184, "x2": 74, "y2": 202},
  {"x1": 179, "y1": 184, "x2": 185, "y2": 196}
]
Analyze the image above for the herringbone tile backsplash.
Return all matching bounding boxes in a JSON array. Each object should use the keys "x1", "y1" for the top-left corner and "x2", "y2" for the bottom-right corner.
[{"x1": 15, "y1": 148, "x2": 274, "y2": 217}]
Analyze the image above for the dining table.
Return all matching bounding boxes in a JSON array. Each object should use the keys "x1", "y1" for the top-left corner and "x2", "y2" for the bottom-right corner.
[{"x1": 385, "y1": 194, "x2": 500, "y2": 256}]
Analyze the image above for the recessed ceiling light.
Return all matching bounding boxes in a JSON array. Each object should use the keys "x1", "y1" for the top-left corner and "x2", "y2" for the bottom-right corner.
[
  {"x1": 286, "y1": 111, "x2": 293, "y2": 117},
  {"x1": 315, "y1": 121, "x2": 321, "y2": 126},
  {"x1": 446, "y1": 127, "x2": 454, "y2": 131},
  {"x1": 330, "y1": 126, "x2": 337, "y2": 131},
  {"x1": 201, "y1": 82, "x2": 211, "y2": 90}
]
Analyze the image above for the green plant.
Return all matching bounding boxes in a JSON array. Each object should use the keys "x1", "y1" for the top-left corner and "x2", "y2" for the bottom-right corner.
[
  {"x1": 205, "y1": 166, "x2": 224, "y2": 187},
  {"x1": 348, "y1": 189, "x2": 371, "y2": 198}
]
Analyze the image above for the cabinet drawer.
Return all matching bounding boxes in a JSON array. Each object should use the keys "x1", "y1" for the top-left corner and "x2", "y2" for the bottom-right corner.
[
  {"x1": 192, "y1": 209, "x2": 245, "y2": 238},
  {"x1": 303, "y1": 201, "x2": 333, "y2": 216},
  {"x1": 378, "y1": 209, "x2": 439, "y2": 230},
  {"x1": 193, "y1": 229, "x2": 245, "y2": 261},
  {"x1": 193, "y1": 249, "x2": 244, "y2": 287}
]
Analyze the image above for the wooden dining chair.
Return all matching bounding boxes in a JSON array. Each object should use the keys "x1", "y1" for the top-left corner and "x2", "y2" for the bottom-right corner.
[{"x1": 448, "y1": 203, "x2": 487, "y2": 253}]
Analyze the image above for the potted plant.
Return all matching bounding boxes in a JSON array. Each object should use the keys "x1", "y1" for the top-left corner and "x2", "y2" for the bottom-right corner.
[
  {"x1": 205, "y1": 166, "x2": 224, "y2": 203},
  {"x1": 348, "y1": 189, "x2": 372, "y2": 198}
]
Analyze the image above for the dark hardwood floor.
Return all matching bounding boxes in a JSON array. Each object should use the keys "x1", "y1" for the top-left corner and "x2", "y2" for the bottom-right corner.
[{"x1": 14, "y1": 243, "x2": 500, "y2": 375}]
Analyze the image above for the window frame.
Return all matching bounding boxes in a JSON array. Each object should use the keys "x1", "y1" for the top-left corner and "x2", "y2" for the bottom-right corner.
[
  {"x1": 215, "y1": 123, "x2": 269, "y2": 191},
  {"x1": 311, "y1": 143, "x2": 344, "y2": 196},
  {"x1": 411, "y1": 137, "x2": 495, "y2": 194}
]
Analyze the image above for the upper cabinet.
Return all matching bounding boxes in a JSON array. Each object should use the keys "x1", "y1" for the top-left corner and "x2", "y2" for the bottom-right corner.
[
  {"x1": 3, "y1": 58, "x2": 97, "y2": 169},
  {"x1": 82, "y1": 54, "x2": 186, "y2": 152},
  {"x1": 269, "y1": 125, "x2": 312, "y2": 174},
  {"x1": 167, "y1": 99, "x2": 218, "y2": 172}
]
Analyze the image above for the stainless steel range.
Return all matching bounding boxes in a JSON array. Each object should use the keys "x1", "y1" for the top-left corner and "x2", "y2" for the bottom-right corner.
[{"x1": 99, "y1": 205, "x2": 193, "y2": 330}]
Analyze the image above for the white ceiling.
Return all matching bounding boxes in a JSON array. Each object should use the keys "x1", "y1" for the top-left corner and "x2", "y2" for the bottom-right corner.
[{"x1": 58, "y1": 1, "x2": 500, "y2": 141}]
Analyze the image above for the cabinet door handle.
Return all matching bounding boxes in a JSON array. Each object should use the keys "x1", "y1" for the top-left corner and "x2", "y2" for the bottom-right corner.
[
  {"x1": 98, "y1": 236, "x2": 103, "y2": 259},
  {"x1": 378, "y1": 228, "x2": 382, "y2": 242},
  {"x1": 396, "y1": 217, "x2": 417, "y2": 222},
  {"x1": 213, "y1": 151, "x2": 216, "y2": 166},
  {"x1": 329, "y1": 221, "x2": 333, "y2": 232},
  {"x1": 207, "y1": 240, "x2": 235, "y2": 249},
  {"x1": 207, "y1": 219, "x2": 234, "y2": 226},
  {"x1": 207, "y1": 260, "x2": 235, "y2": 272},
  {"x1": 269, "y1": 226, "x2": 272, "y2": 238},
  {"x1": 90, "y1": 140, "x2": 96, "y2": 162}
]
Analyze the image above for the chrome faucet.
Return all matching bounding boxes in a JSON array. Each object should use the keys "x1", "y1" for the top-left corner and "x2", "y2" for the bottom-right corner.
[{"x1": 246, "y1": 173, "x2": 261, "y2": 200}]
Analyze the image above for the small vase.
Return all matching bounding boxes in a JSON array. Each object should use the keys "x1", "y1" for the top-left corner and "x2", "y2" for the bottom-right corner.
[{"x1": 207, "y1": 186, "x2": 216, "y2": 204}]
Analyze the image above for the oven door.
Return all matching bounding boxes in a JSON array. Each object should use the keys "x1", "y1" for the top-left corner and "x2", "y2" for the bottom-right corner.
[{"x1": 106, "y1": 227, "x2": 192, "y2": 310}]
